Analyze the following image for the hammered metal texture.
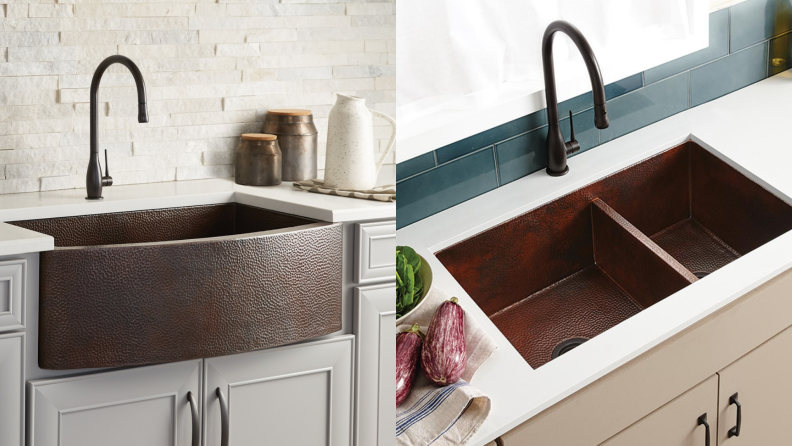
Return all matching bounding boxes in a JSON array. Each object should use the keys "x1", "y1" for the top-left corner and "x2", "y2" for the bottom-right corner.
[
  {"x1": 490, "y1": 266, "x2": 641, "y2": 368},
  {"x1": 12, "y1": 205, "x2": 341, "y2": 369},
  {"x1": 690, "y1": 146, "x2": 792, "y2": 255},
  {"x1": 435, "y1": 144, "x2": 690, "y2": 316},
  {"x1": 437, "y1": 141, "x2": 792, "y2": 369},
  {"x1": 10, "y1": 203, "x2": 315, "y2": 247},
  {"x1": 592, "y1": 199, "x2": 696, "y2": 309},
  {"x1": 651, "y1": 219, "x2": 740, "y2": 275}
]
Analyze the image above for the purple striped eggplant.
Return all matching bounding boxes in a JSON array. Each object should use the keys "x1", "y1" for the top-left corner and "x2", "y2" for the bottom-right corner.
[
  {"x1": 421, "y1": 297, "x2": 466, "y2": 386},
  {"x1": 396, "y1": 324, "x2": 423, "y2": 406}
]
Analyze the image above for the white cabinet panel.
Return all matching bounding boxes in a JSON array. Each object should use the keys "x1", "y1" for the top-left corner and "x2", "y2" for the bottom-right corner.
[
  {"x1": 355, "y1": 221, "x2": 396, "y2": 284},
  {"x1": 354, "y1": 284, "x2": 395, "y2": 446},
  {"x1": 0, "y1": 258, "x2": 25, "y2": 332},
  {"x1": 28, "y1": 359, "x2": 202, "y2": 446},
  {"x1": 204, "y1": 335, "x2": 355, "y2": 446},
  {"x1": 0, "y1": 332, "x2": 24, "y2": 446}
]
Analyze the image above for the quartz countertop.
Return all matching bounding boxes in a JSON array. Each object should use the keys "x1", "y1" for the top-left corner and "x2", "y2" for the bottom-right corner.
[
  {"x1": 0, "y1": 170, "x2": 395, "y2": 256},
  {"x1": 397, "y1": 70, "x2": 792, "y2": 445}
]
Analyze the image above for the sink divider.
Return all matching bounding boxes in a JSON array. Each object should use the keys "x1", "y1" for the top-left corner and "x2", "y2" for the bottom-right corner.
[{"x1": 592, "y1": 199, "x2": 698, "y2": 309}]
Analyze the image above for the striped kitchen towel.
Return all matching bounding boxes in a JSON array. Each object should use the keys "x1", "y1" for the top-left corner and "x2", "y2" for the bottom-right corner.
[
  {"x1": 396, "y1": 377, "x2": 491, "y2": 446},
  {"x1": 396, "y1": 288, "x2": 497, "y2": 446}
]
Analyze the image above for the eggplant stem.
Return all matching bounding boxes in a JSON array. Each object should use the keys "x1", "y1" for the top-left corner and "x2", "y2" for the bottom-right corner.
[{"x1": 405, "y1": 323, "x2": 424, "y2": 339}]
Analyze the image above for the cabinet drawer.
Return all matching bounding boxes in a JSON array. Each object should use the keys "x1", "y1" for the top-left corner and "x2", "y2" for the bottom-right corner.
[
  {"x1": 0, "y1": 258, "x2": 25, "y2": 332},
  {"x1": 0, "y1": 332, "x2": 24, "y2": 446},
  {"x1": 204, "y1": 335, "x2": 355, "y2": 446},
  {"x1": 28, "y1": 359, "x2": 202, "y2": 446},
  {"x1": 600, "y1": 375, "x2": 717, "y2": 446},
  {"x1": 355, "y1": 221, "x2": 396, "y2": 284}
]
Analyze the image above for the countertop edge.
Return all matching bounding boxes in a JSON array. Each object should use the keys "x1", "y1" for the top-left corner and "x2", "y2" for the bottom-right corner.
[
  {"x1": 0, "y1": 222, "x2": 54, "y2": 257},
  {"x1": 397, "y1": 69, "x2": 792, "y2": 445}
]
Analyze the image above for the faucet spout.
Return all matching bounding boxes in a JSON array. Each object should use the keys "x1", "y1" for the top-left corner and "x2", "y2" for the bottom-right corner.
[
  {"x1": 542, "y1": 20, "x2": 609, "y2": 176},
  {"x1": 87, "y1": 55, "x2": 148, "y2": 199}
]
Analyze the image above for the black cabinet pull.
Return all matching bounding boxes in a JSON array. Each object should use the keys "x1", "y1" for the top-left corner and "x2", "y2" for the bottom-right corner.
[
  {"x1": 698, "y1": 413, "x2": 710, "y2": 446},
  {"x1": 186, "y1": 391, "x2": 199, "y2": 446},
  {"x1": 495, "y1": 438, "x2": 505, "y2": 446},
  {"x1": 216, "y1": 387, "x2": 229, "y2": 446},
  {"x1": 728, "y1": 393, "x2": 742, "y2": 437}
]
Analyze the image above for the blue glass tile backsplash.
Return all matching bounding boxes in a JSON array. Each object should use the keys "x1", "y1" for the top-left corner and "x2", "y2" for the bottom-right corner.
[{"x1": 397, "y1": 0, "x2": 784, "y2": 229}]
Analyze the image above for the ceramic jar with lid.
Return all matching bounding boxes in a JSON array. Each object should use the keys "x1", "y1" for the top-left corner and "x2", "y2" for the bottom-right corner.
[
  {"x1": 235, "y1": 133, "x2": 282, "y2": 186},
  {"x1": 262, "y1": 109, "x2": 318, "y2": 181}
]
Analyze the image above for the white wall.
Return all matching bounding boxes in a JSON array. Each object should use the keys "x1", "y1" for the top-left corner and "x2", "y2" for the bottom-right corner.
[{"x1": 0, "y1": 0, "x2": 395, "y2": 195}]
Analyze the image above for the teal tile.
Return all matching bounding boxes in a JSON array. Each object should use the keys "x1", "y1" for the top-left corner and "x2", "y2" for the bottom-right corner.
[
  {"x1": 601, "y1": 73, "x2": 689, "y2": 143},
  {"x1": 396, "y1": 148, "x2": 499, "y2": 228},
  {"x1": 730, "y1": 0, "x2": 792, "y2": 52},
  {"x1": 769, "y1": 31, "x2": 792, "y2": 75},
  {"x1": 396, "y1": 152, "x2": 435, "y2": 182},
  {"x1": 690, "y1": 42, "x2": 768, "y2": 106},
  {"x1": 645, "y1": 9, "x2": 729, "y2": 85},
  {"x1": 561, "y1": 108, "x2": 599, "y2": 156},
  {"x1": 557, "y1": 73, "x2": 644, "y2": 117},
  {"x1": 495, "y1": 128, "x2": 547, "y2": 185},
  {"x1": 435, "y1": 111, "x2": 546, "y2": 164},
  {"x1": 494, "y1": 108, "x2": 599, "y2": 186}
]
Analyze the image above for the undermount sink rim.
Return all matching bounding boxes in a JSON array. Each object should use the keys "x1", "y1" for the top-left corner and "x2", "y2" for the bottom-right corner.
[{"x1": 435, "y1": 138, "x2": 792, "y2": 368}]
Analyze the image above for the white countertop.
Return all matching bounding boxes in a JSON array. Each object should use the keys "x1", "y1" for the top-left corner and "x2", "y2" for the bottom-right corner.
[
  {"x1": 397, "y1": 70, "x2": 792, "y2": 445},
  {"x1": 0, "y1": 173, "x2": 395, "y2": 257}
]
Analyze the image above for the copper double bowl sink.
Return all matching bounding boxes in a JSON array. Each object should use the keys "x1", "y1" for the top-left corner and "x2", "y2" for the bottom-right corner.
[
  {"x1": 11, "y1": 204, "x2": 342, "y2": 369},
  {"x1": 437, "y1": 141, "x2": 792, "y2": 368}
]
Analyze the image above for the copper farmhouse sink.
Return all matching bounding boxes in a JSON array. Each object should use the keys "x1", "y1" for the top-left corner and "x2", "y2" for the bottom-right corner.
[
  {"x1": 436, "y1": 141, "x2": 792, "y2": 368},
  {"x1": 11, "y1": 204, "x2": 342, "y2": 369}
]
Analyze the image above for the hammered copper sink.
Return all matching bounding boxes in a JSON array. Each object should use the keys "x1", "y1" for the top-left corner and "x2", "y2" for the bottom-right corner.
[
  {"x1": 436, "y1": 141, "x2": 792, "y2": 368},
  {"x1": 10, "y1": 203, "x2": 342, "y2": 369}
]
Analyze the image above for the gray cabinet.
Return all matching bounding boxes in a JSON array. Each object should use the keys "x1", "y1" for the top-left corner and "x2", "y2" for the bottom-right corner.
[
  {"x1": 28, "y1": 359, "x2": 202, "y2": 446},
  {"x1": 204, "y1": 335, "x2": 355, "y2": 446},
  {"x1": 354, "y1": 221, "x2": 396, "y2": 284},
  {"x1": 0, "y1": 332, "x2": 24, "y2": 446},
  {"x1": 0, "y1": 258, "x2": 25, "y2": 332},
  {"x1": 354, "y1": 284, "x2": 395, "y2": 446}
]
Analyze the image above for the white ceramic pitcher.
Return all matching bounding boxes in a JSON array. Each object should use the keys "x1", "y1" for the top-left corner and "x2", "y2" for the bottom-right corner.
[{"x1": 323, "y1": 94, "x2": 396, "y2": 190}]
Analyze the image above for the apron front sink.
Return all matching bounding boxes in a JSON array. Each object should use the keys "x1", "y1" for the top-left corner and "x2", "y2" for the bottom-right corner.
[{"x1": 11, "y1": 203, "x2": 342, "y2": 369}]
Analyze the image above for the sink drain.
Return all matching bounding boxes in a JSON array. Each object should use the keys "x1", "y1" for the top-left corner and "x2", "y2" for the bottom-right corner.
[
  {"x1": 552, "y1": 338, "x2": 588, "y2": 359},
  {"x1": 692, "y1": 271, "x2": 710, "y2": 279}
]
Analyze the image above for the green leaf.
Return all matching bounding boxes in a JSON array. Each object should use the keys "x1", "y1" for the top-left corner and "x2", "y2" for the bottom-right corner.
[
  {"x1": 401, "y1": 246, "x2": 421, "y2": 272},
  {"x1": 402, "y1": 264, "x2": 415, "y2": 306}
]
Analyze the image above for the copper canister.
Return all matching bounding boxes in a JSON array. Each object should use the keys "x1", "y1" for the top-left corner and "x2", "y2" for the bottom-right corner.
[
  {"x1": 262, "y1": 109, "x2": 318, "y2": 181},
  {"x1": 235, "y1": 133, "x2": 282, "y2": 186}
]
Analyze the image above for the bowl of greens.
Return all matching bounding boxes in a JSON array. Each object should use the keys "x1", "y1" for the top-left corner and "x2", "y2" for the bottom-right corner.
[{"x1": 396, "y1": 246, "x2": 433, "y2": 323}]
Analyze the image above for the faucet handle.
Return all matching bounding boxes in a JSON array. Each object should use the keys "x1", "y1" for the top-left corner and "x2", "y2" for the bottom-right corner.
[
  {"x1": 565, "y1": 110, "x2": 580, "y2": 156},
  {"x1": 101, "y1": 149, "x2": 113, "y2": 187}
]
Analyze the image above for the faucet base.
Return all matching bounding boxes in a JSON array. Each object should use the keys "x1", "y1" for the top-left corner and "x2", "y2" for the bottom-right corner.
[
  {"x1": 546, "y1": 165, "x2": 570, "y2": 177},
  {"x1": 85, "y1": 197, "x2": 104, "y2": 200}
]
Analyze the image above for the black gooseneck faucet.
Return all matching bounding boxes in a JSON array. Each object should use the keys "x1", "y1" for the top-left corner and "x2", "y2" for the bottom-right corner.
[
  {"x1": 86, "y1": 55, "x2": 148, "y2": 200},
  {"x1": 542, "y1": 21, "x2": 609, "y2": 176}
]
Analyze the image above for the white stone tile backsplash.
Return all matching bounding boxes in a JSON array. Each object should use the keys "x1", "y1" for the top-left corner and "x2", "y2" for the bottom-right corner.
[{"x1": 0, "y1": 0, "x2": 395, "y2": 194}]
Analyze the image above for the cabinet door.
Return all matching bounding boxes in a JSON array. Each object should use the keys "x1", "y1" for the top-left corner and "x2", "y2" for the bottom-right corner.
[
  {"x1": 354, "y1": 284, "x2": 395, "y2": 446},
  {"x1": 0, "y1": 332, "x2": 24, "y2": 446},
  {"x1": 600, "y1": 375, "x2": 717, "y2": 446},
  {"x1": 204, "y1": 335, "x2": 354, "y2": 446},
  {"x1": 28, "y1": 359, "x2": 202, "y2": 446},
  {"x1": 354, "y1": 221, "x2": 396, "y2": 284},
  {"x1": 717, "y1": 324, "x2": 792, "y2": 444}
]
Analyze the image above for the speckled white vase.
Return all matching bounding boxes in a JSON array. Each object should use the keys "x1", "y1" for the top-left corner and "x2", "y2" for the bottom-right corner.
[{"x1": 323, "y1": 94, "x2": 396, "y2": 190}]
